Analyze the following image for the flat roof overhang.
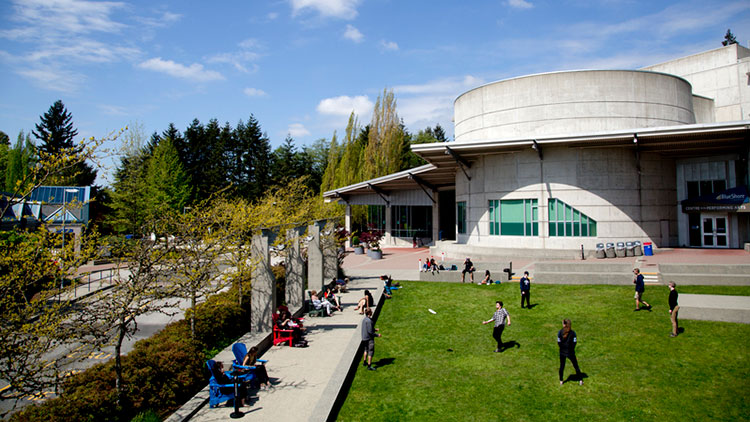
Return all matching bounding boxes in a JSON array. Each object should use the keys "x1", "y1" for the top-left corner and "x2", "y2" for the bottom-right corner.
[
  {"x1": 412, "y1": 121, "x2": 750, "y2": 165},
  {"x1": 323, "y1": 163, "x2": 457, "y2": 202},
  {"x1": 324, "y1": 121, "x2": 750, "y2": 202}
]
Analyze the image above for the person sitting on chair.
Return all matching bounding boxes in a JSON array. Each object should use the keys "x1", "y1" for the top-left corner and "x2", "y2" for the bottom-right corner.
[
  {"x1": 242, "y1": 346, "x2": 270, "y2": 390},
  {"x1": 311, "y1": 290, "x2": 335, "y2": 314},
  {"x1": 211, "y1": 361, "x2": 247, "y2": 405}
]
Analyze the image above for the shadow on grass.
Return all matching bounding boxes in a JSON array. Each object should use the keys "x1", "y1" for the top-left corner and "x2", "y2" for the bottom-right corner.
[
  {"x1": 373, "y1": 357, "x2": 396, "y2": 368},
  {"x1": 499, "y1": 341, "x2": 521, "y2": 352},
  {"x1": 562, "y1": 372, "x2": 589, "y2": 384}
]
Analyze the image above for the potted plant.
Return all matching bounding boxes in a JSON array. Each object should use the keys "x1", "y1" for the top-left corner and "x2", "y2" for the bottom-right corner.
[
  {"x1": 351, "y1": 235, "x2": 364, "y2": 254},
  {"x1": 361, "y1": 230, "x2": 383, "y2": 259}
]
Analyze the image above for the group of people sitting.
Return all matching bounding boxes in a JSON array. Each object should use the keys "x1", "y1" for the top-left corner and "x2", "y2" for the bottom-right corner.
[{"x1": 209, "y1": 346, "x2": 271, "y2": 407}]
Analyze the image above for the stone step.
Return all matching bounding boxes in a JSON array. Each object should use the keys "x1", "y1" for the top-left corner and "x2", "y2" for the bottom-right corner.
[
  {"x1": 533, "y1": 272, "x2": 633, "y2": 285},
  {"x1": 658, "y1": 274, "x2": 750, "y2": 286},
  {"x1": 679, "y1": 294, "x2": 750, "y2": 324},
  {"x1": 535, "y1": 262, "x2": 633, "y2": 273},
  {"x1": 659, "y1": 263, "x2": 750, "y2": 275}
]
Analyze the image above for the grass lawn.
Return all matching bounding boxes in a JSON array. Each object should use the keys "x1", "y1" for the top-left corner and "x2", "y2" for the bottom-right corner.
[{"x1": 337, "y1": 282, "x2": 750, "y2": 421}]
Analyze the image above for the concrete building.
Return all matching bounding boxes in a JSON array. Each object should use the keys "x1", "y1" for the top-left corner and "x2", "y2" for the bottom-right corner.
[{"x1": 324, "y1": 44, "x2": 750, "y2": 255}]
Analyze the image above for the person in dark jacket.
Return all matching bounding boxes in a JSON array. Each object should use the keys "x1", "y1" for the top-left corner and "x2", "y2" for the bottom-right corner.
[
  {"x1": 211, "y1": 361, "x2": 248, "y2": 405},
  {"x1": 633, "y1": 268, "x2": 651, "y2": 311},
  {"x1": 668, "y1": 282, "x2": 679, "y2": 337},
  {"x1": 461, "y1": 257, "x2": 475, "y2": 283},
  {"x1": 520, "y1": 271, "x2": 531, "y2": 308},
  {"x1": 361, "y1": 309, "x2": 381, "y2": 371},
  {"x1": 557, "y1": 319, "x2": 583, "y2": 385}
]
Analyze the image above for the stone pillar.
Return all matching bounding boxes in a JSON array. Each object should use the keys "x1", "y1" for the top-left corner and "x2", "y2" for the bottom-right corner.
[
  {"x1": 432, "y1": 193, "x2": 439, "y2": 244},
  {"x1": 322, "y1": 221, "x2": 338, "y2": 283},
  {"x1": 307, "y1": 224, "x2": 324, "y2": 293},
  {"x1": 251, "y1": 231, "x2": 275, "y2": 333},
  {"x1": 345, "y1": 204, "x2": 352, "y2": 247},
  {"x1": 285, "y1": 228, "x2": 304, "y2": 313},
  {"x1": 385, "y1": 204, "x2": 392, "y2": 245}
]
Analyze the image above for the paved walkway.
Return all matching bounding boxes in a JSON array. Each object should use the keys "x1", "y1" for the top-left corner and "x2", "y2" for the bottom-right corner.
[
  {"x1": 172, "y1": 246, "x2": 750, "y2": 421},
  {"x1": 171, "y1": 276, "x2": 386, "y2": 422}
]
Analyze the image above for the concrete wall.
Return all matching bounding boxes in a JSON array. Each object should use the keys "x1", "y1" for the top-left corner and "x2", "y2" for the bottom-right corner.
[
  {"x1": 454, "y1": 70, "x2": 696, "y2": 142},
  {"x1": 643, "y1": 43, "x2": 750, "y2": 122},
  {"x1": 455, "y1": 145, "x2": 678, "y2": 249}
]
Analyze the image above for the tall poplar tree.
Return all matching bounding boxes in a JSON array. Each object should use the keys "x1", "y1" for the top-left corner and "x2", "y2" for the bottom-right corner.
[{"x1": 362, "y1": 88, "x2": 407, "y2": 179}]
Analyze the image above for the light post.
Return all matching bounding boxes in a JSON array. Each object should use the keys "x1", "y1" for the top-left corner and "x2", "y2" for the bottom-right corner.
[{"x1": 60, "y1": 188, "x2": 78, "y2": 289}]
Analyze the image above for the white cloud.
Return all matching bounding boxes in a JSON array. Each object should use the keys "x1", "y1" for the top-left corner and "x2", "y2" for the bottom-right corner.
[
  {"x1": 288, "y1": 123, "x2": 311, "y2": 137},
  {"x1": 507, "y1": 0, "x2": 533, "y2": 9},
  {"x1": 380, "y1": 40, "x2": 399, "y2": 51},
  {"x1": 98, "y1": 104, "x2": 129, "y2": 116},
  {"x1": 343, "y1": 24, "x2": 364, "y2": 43},
  {"x1": 290, "y1": 0, "x2": 361, "y2": 19},
  {"x1": 138, "y1": 58, "x2": 224, "y2": 82},
  {"x1": 2, "y1": 0, "x2": 128, "y2": 38},
  {"x1": 207, "y1": 39, "x2": 263, "y2": 73},
  {"x1": 16, "y1": 67, "x2": 84, "y2": 93},
  {"x1": 316, "y1": 95, "x2": 373, "y2": 116},
  {"x1": 244, "y1": 87, "x2": 267, "y2": 97},
  {"x1": 268, "y1": 12, "x2": 279, "y2": 20}
]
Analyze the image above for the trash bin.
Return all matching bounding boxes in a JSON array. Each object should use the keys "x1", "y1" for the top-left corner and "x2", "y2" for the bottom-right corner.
[
  {"x1": 626, "y1": 241, "x2": 634, "y2": 257},
  {"x1": 633, "y1": 241, "x2": 642, "y2": 256},
  {"x1": 643, "y1": 242, "x2": 653, "y2": 256},
  {"x1": 615, "y1": 241, "x2": 626, "y2": 258},
  {"x1": 605, "y1": 242, "x2": 616, "y2": 258},
  {"x1": 595, "y1": 243, "x2": 606, "y2": 259}
]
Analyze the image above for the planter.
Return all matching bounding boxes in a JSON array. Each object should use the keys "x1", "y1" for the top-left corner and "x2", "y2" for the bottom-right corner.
[
  {"x1": 354, "y1": 245, "x2": 364, "y2": 255},
  {"x1": 368, "y1": 249, "x2": 383, "y2": 260}
]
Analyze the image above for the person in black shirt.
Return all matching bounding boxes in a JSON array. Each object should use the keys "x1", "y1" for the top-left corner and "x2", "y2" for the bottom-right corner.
[
  {"x1": 557, "y1": 319, "x2": 583, "y2": 385},
  {"x1": 520, "y1": 271, "x2": 531, "y2": 308},
  {"x1": 461, "y1": 257, "x2": 475, "y2": 283},
  {"x1": 668, "y1": 282, "x2": 679, "y2": 337}
]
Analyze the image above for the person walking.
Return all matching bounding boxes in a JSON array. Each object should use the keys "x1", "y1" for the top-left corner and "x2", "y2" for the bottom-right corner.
[
  {"x1": 361, "y1": 309, "x2": 381, "y2": 371},
  {"x1": 482, "y1": 301, "x2": 511, "y2": 352},
  {"x1": 668, "y1": 282, "x2": 679, "y2": 337},
  {"x1": 633, "y1": 268, "x2": 651, "y2": 311},
  {"x1": 520, "y1": 271, "x2": 531, "y2": 308},
  {"x1": 557, "y1": 319, "x2": 583, "y2": 385}
]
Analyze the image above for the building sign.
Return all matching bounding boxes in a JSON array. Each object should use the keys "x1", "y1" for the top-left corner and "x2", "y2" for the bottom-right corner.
[{"x1": 681, "y1": 186, "x2": 750, "y2": 213}]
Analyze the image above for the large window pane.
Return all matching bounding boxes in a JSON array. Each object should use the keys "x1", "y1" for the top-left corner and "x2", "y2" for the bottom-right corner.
[{"x1": 548, "y1": 199, "x2": 596, "y2": 237}]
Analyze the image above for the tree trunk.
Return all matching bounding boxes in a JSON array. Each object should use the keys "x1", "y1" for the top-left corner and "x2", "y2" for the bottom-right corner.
[
  {"x1": 115, "y1": 317, "x2": 127, "y2": 407},
  {"x1": 190, "y1": 290, "x2": 196, "y2": 339}
]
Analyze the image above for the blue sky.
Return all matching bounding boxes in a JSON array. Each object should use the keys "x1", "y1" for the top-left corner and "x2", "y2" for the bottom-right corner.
[{"x1": 1, "y1": 0, "x2": 749, "y2": 186}]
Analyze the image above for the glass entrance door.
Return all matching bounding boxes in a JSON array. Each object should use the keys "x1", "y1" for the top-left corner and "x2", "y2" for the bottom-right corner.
[{"x1": 701, "y1": 215, "x2": 728, "y2": 248}]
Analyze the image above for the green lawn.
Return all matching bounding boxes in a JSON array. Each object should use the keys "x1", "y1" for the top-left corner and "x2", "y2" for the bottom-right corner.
[{"x1": 337, "y1": 282, "x2": 750, "y2": 421}]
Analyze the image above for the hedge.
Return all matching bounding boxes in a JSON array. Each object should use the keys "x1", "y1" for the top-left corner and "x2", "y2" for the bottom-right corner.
[{"x1": 11, "y1": 285, "x2": 251, "y2": 422}]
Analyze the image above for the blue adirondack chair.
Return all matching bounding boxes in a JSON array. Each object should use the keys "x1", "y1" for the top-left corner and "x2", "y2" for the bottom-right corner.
[
  {"x1": 206, "y1": 359, "x2": 240, "y2": 408},
  {"x1": 231, "y1": 343, "x2": 266, "y2": 383}
]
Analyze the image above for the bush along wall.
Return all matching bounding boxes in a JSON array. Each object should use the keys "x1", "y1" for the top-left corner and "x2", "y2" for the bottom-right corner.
[{"x1": 10, "y1": 286, "x2": 252, "y2": 422}]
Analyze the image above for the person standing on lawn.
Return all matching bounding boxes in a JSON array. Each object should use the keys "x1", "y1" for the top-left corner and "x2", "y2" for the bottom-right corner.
[
  {"x1": 633, "y1": 268, "x2": 651, "y2": 311},
  {"x1": 557, "y1": 318, "x2": 583, "y2": 385},
  {"x1": 482, "y1": 301, "x2": 511, "y2": 352},
  {"x1": 668, "y1": 282, "x2": 679, "y2": 337},
  {"x1": 361, "y1": 309, "x2": 381, "y2": 371},
  {"x1": 520, "y1": 271, "x2": 531, "y2": 308}
]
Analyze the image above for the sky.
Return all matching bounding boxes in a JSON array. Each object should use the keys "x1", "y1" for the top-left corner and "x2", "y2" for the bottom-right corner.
[{"x1": 1, "y1": 0, "x2": 749, "y2": 186}]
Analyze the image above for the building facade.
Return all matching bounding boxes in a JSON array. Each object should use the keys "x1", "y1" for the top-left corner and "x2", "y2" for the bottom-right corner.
[{"x1": 324, "y1": 44, "x2": 750, "y2": 253}]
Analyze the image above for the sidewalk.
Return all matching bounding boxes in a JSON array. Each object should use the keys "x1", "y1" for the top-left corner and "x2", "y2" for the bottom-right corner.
[{"x1": 175, "y1": 276, "x2": 385, "y2": 422}]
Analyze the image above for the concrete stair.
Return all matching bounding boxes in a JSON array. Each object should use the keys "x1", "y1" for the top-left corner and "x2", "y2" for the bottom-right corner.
[
  {"x1": 659, "y1": 264, "x2": 750, "y2": 286},
  {"x1": 533, "y1": 262, "x2": 634, "y2": 284},
  {"x1": 679, "y1": 294, "x2": 750, "y2": 324}
]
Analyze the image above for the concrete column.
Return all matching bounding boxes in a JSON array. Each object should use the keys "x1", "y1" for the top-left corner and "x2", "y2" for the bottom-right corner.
[
  {"x1": 323, "y1": 221, "x2": 339, "y2": 283},
  {"x1": 251, "y1": 231, "x2": 275, "y2": 333},
  {"x1": 285, "y1": 229, "x2": 304, "y2": 313},
  {"x1": 345, "y1": 204, "x2": 352, "y2": 247},
  {"x1": 385, "y1": 205, "x2": 392, "y2": 245},
  {"x1": 432, "y1": 193, "x2": 439, "y2": 244},
  {"x1": 307, "y1": 224, "x2": 324, "y2": 293}
]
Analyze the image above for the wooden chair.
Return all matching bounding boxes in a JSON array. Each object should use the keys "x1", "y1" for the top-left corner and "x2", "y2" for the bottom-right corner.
[{"x1": 272, "y1": 313, "x2": 295, "y2": 346}]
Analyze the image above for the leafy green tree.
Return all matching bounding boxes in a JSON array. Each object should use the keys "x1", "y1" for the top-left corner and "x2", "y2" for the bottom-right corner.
[
  {"x1": 4, "y1": 131, "x2": 35, "y2": 192},
  {"x1": 108, "y1": 124, "x2": 150, "y2": 235},
  {"x1": 363, "y1": 89, "x2": 408, "y2": 179},
  {"x1": 321, "y1": 131, "x2": 340, "y2": 192},
  {"x1": 299, "y1": 138, "x2": 329, "y2": 193},
  {"x1": 722, "y1": 29, "x2": 737, "y2": 46},
  {"x1": 32, "y1": 100, "x2": 97, "y2": 186}
]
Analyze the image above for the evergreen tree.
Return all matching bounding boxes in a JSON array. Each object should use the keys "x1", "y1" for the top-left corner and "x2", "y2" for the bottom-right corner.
[
  {"x1": 299, "y1": 138, "x2": 329, "y2": 194},
  {"x1": 32, "y1": 100, "x2": 97, "y2": 186},
  {"x1": 722, "y1": 29, "x2": 737, "y2": 46},
  {"x1": 230, "y1": 115, "x2": 271, "y2": 201},
  {"x1": 271, "y1": 135, "x2": 301, "y2": 186},
  {"x1": 108, "y1": 124, "x2": 150, "y2": 235},
  {"x1": 145, "y1": 137, "x2": 191, "y2": 220},
  {"x1": 433, "y1": 123, "x2": 448, "y2": 142}
]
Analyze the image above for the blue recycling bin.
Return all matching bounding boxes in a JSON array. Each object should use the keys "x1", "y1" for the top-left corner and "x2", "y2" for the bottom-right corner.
[{"x1": 643, "y1": 242, "x2": 653, "y2": 256}]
